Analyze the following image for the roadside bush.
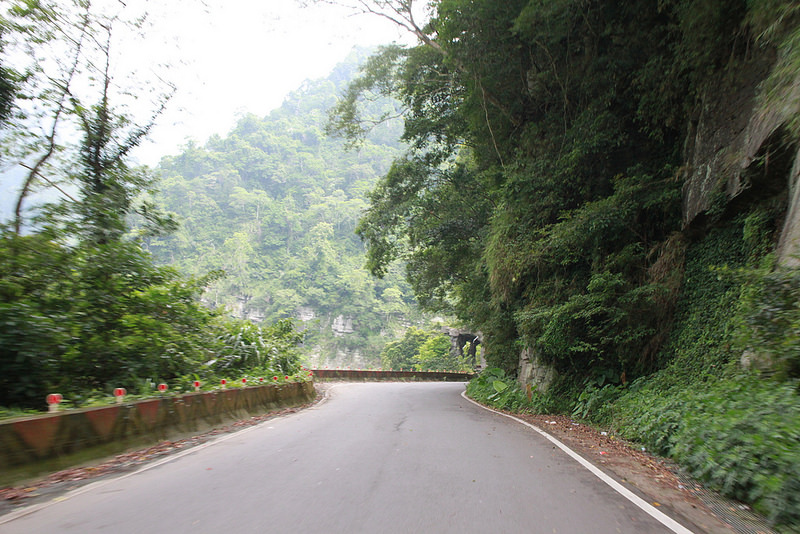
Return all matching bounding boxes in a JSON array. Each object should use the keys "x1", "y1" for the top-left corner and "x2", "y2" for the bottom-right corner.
[
  {"x1": 467, "y1": 368, "x2": 550, "y2": 413},
  {"x1": 529, "y1": 219, "x2": 800, "y2": 529},
  {"x1": 728, "y1": 260, "x2": 800, "y2": 380},
  {"x1": 210, "y1": 318, "x2": 304, "y2": 376},
  {"x1": 415, "y1": 334, "x2": 472, "y2": 372},
  {"x1": 0, "y1": 233, "x2": 222, "y2": 406},
  {"x1": 614, "y1": 373, "x2": 800, "y2": 527},
  {"x1": 606, "y1": 219, "x2": 800, "y2": 528},
  {"x1": 571, "y1": 383, "x2": 621, "y2": 426}
]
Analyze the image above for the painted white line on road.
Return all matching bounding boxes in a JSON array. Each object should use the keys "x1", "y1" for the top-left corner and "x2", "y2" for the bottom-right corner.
[{"x1": 460, "y1": 390, "x2": 695, "y2": 534}]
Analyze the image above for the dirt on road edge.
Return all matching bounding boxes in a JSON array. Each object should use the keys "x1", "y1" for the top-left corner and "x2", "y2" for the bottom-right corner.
[{"x1": 504, "y1": 410, "x2": 775, "y2": 534}]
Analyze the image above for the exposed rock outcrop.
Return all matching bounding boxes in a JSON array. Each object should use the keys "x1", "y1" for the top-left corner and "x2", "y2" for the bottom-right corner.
[
  {"x1": 331, "y1": 314, "x2": 355, "y2": 336},
  {"x1": 682, "y1": 51, "x2": 800, "y2": 267},
  {"x1": 443, "y1": 327, "x2": 484, "y2": 368},
  {"x1": 517, "y1": 348, "x2": 558, "y2": 394},
  {"x1": 297, "y1": 306, "x2": 315, "y2": 322},
  {"x1": 682, "y1": 53, "x2": 779, "y2": 229}
]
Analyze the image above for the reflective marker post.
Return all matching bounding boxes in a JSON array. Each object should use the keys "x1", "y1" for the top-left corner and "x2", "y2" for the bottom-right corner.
[{"x1": 46, "y1": 393, "x2": 62, "y2": 413}]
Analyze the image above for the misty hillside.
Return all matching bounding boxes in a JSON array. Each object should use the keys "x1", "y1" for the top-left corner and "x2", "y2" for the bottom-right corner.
[{"x1": 145, "y1": 48, "x2": 435, "y2": 368}]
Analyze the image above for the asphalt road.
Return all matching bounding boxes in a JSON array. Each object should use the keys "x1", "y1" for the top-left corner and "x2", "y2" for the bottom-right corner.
[{"x1": 0, "y1": 382, "x2": 692, "y2": 533}]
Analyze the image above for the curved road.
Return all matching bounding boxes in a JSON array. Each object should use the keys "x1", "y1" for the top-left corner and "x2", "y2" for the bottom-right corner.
[{"x1": 1, "y1": 382, "x2": 693, "y2": 533}]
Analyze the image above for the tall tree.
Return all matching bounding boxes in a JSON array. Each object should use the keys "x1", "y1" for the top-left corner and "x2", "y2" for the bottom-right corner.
[
  {"x1": 1, "y1": 0, "x2": 174, "y2": 237},
  {"x1": 329, "y1": 0, "x2": 700, "y2": 378},
  {"x1": 0, "y1": 0, "x2": 196, "y2": 408}
]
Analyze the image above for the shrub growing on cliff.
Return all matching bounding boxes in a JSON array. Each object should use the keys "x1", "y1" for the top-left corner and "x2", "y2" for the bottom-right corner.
[{"x1": 729, "y1": 261, "x2": 800, "y2": 380}]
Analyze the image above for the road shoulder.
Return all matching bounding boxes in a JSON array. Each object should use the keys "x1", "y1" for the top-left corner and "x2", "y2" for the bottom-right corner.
[{"x1": 463, "y1": 393, "x2": 774, "y2": 534}]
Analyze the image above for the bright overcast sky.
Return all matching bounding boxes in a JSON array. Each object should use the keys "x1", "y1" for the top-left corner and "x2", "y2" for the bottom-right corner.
[{"x1": 132, "y1": 0, "x2": 419, "y2": 165}]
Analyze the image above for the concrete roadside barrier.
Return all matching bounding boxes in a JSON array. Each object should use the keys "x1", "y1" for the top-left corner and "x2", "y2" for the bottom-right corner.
[
  {"x1": 310, "y1": 369, "x2": 475, "y2": 382},
  {"x1": 0, "y1": 381, "x2": 315, "y2": 486}
]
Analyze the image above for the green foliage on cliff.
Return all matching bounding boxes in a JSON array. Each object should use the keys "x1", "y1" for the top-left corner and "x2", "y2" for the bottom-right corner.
[
  {"x1": 334, "y1": 0, "x2": 703, "y2": 379},
  {"x1": 335, "y1": 0, "x2": 800, "y2": 377},
  {"x1": 333, "y1": 0, "x2": 800, "y2": 527},
  {"x1": 604, "y1": 215, "x2": 800, "y2": 525}
]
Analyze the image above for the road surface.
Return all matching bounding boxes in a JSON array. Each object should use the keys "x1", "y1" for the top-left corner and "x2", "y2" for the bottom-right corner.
[{"x1": 0, "y1": 382, "x2": 693, "y2": 533}]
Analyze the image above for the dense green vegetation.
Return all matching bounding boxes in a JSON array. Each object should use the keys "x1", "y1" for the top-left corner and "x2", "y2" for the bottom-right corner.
[
  {"x1": 331, "y1": 0, "x2": 800, "y2": 527},
  {"x1": 337, "y1": 0, "x2": 708, "y2": 379},
  {"x1": 379, "y1": 327, "x2": 471, "y2": 372},
  {"x1": 0, "y1": 1, "x2": 305, "y2": 410},
  {"x1": 144, "y1": 49, "x2": 441, "y2": 366},
  {"x1": 3, "y1": 0, "x2": 800, "y2": 526}
]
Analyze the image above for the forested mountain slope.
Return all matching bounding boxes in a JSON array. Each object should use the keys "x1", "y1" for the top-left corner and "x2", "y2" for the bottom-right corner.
[{"x1": 146, "y1": 49, "x2": 427, "y2": 367}]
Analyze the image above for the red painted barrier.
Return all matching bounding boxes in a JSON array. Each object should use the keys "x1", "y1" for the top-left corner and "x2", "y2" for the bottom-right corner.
[{"x1": 0, "y1": 381, "x2": 316, "y2": 484}]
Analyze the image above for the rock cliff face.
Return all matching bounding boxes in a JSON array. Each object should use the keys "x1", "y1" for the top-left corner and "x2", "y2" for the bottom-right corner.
[
  {"x1": 777, "y1": 146, "x2": 800, "y2": 266},
  {"x1": 306, "y1": 346, "x2": 368, "y2": 369},
  {"x1": 331, "y1": 314, "x2": 355, "y2": 336},
  {"x1": 297, "y1": 306, "x2": 315, "y2": 322},
  {"x1": 681, "y1": 52, "x2": 776, "y2": 228},
  {"x1": 519, "y1": 49, "x2": 800, "y2": 393},
  {"x1": 296, "y1": 308, "x2": 365, "y2": 368},
  {"x1": 682, "y1": 50, "x2": 800, "y2": 264},
  {"x1": 517, "y1": 348, "x2": 557, "y2": 394}
]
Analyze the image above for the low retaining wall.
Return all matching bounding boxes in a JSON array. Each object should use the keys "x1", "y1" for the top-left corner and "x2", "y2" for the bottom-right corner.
[
  {"x1": 0, "y1": 381, "x2": 315, "y2": 486},
  {"x1": 311, "y1": 369, "x2": 475, "y2": 382}
]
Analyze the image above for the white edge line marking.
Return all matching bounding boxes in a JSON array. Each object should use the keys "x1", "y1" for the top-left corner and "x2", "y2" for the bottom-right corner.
[
  {"x1": 461, "y1": 390, "x2": 695, "y2": 534},
  {"x1": 0, "y1": 405, "x2": 310, "y2": 526}
]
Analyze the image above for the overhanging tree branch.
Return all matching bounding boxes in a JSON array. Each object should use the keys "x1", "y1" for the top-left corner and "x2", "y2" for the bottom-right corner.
[
  {"x1": 308, "y1": 0, "x2": 519, "y2": 129},
  {"x1": 13, "y1": 1, "x2": 92, "y2": 235}
]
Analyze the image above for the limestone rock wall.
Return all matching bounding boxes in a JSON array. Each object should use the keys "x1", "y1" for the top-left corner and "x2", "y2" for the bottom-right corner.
[
  {"x1": 682, "y1": 51, "x2": 800, "y2": 266},
  {"x1": 682, "y1": 55, "x2": 773, "y2": 227},
  {"x1": 517, "y1": 348, "x2": 558, "y2": 394}
]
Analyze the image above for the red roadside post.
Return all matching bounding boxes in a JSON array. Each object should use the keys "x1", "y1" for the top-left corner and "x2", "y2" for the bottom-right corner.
[{"x1": 46, "y1": 393, "x2": 62, "y2": 413}]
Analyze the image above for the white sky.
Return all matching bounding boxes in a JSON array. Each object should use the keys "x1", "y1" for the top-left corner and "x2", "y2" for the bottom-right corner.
[
  {"x1": 0, "y1": 0, "x2": 425, "y2": 221},
  {"x1": 130, "y1": 0, "x2": 418, "y2": 165}
]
